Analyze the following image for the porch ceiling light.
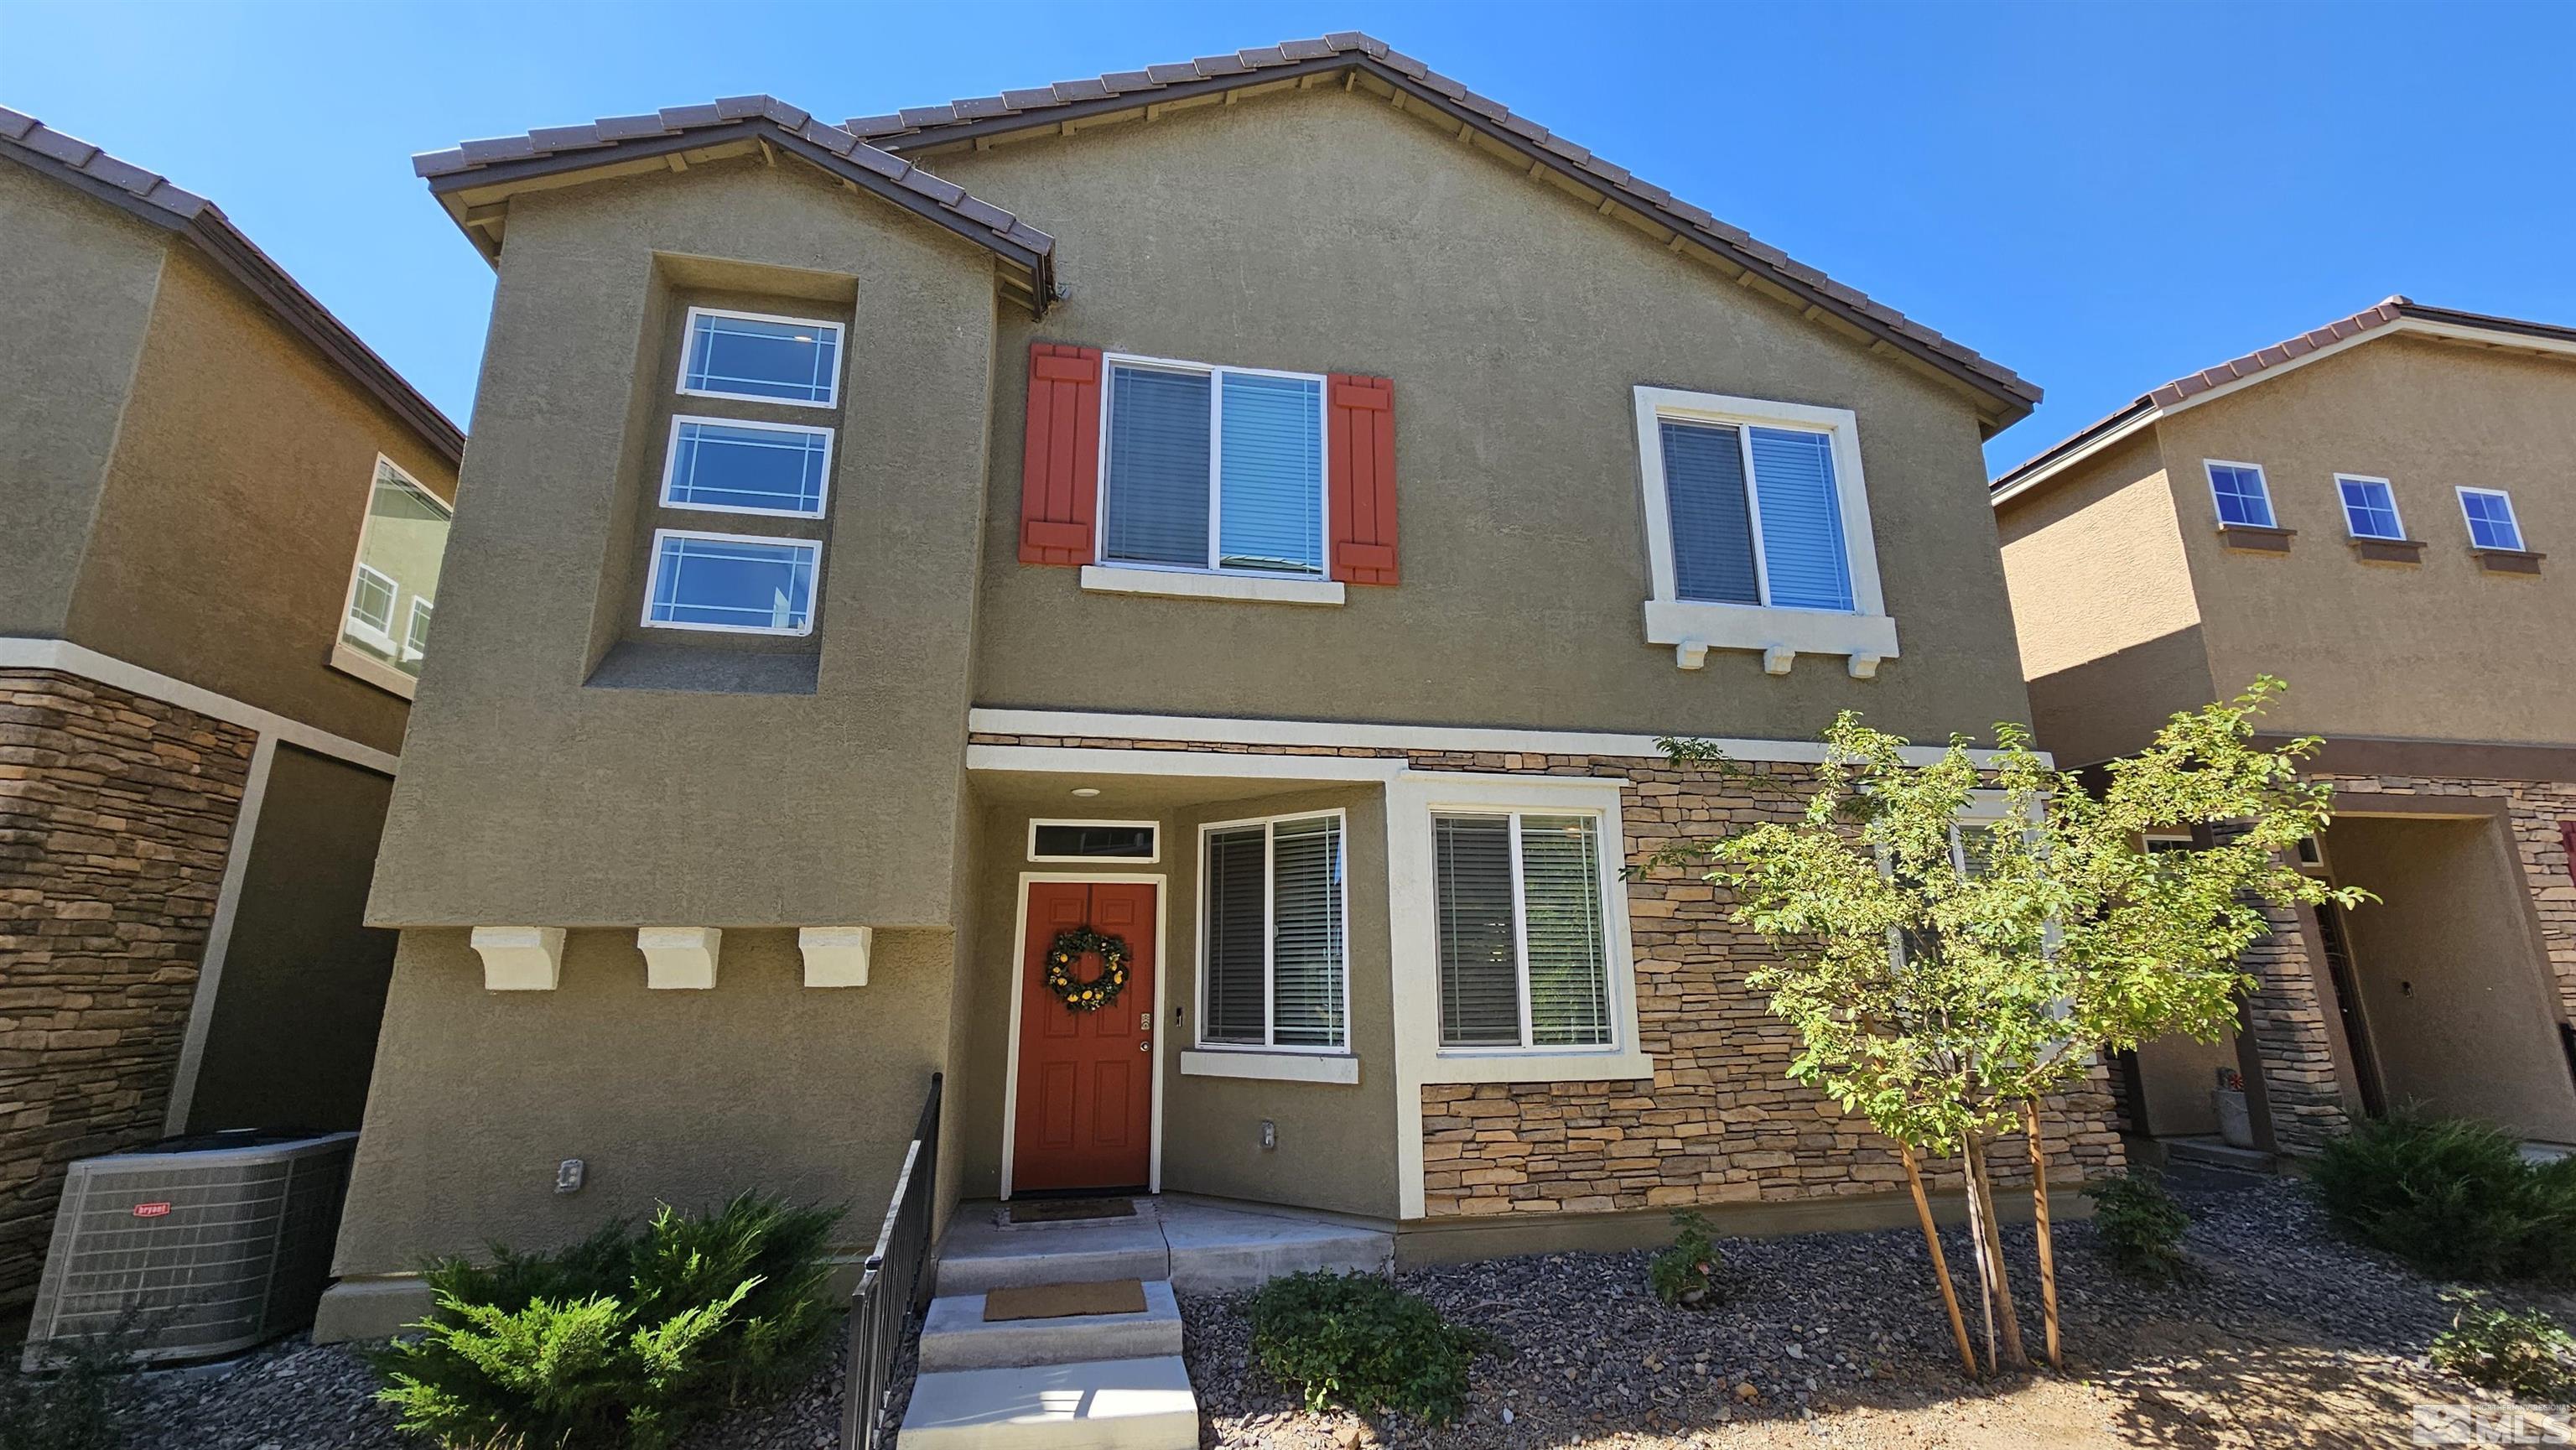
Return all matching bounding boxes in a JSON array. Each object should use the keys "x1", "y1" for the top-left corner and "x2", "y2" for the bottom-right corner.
[{"x1": 1071, "y1": 787, "x2": 1102, "y2": 798}]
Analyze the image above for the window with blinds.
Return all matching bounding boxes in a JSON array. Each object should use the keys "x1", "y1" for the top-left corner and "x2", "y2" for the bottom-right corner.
[
  {"x1": 1200, "y1": 813, "x2": 1346, "y2": 1051},
  {"x1": 1660, "y1": 418, "x2": 1854, "y2": 612},
  {"x1": 1434, "y1": 812, "x2": 1611, "y2": 1050},
  {"x1": 1101, "y1": 357, "x2": 1326, "y2": 578}
]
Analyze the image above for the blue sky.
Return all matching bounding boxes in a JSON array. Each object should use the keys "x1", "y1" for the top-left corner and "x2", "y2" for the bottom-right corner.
[{"x1": 7, "y1": 1, "x2": 2569, "y2": 472}]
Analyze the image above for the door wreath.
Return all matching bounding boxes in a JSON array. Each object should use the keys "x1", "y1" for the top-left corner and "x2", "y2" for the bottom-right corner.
[{"x1": 1043, "y1": 927, "x2": 1131, "y2": 1013}]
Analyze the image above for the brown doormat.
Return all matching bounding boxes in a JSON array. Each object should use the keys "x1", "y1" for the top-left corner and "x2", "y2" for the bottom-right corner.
[
  {"x1": 1005, "y1": 1197, "x2": 1136, "y2": 1224},
  {"x1": 983, "y1": 1278, "x2": 1149, "y2": 1322}
]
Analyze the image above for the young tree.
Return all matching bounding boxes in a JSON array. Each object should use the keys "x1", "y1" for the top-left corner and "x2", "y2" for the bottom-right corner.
[{"x1": 1658, "y1": 678, "x2": 2362, "y2": 1375}]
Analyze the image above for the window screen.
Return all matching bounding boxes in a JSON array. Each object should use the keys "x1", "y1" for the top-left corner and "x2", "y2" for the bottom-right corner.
[
  {"x1": 1435, "y1": 812, "x2": 1611, "y2": 1050},
  {"x1": 1659, "y1": 419, "x2": 1852, "y2": 611},
  {"x1": 1200, "y1": 816, "x2": 1344, "y2": 1049},
  {"x1": 1101, "y1": 360, "x2": 1325, "y2": 576}
]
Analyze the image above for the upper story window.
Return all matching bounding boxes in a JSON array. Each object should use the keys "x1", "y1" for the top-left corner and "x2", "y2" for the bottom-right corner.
[
  {"x1": 335, "y1": 456, "x2": 451, "y2": 692},
  {"x1": 2205, "y1": 460, "x2": 2277, "y2": 528},
  {"x1": 1433, "y1": 811, "x2": 1610, "y2": 1050},
  {"x1": 1201, "y1": 813, "x2": 1347, "y2": 1052},
  {"x1": 1632, "y1": 387, "x2": 1893, "y2": 675},
  {"x1": 662, "y1": 417, "x2": 832, "y2": 518},
  {"x1": 1101, "y1": 356, "x2": 1327, "y2": 578},
  {"x1": 678, "y1": 307, "x2": 843, "y2": 408},
  {"x1": 2459, "y1": 487, "x2": 2527, "y2": 552},
  {"x1": 641, "y1": 529, "x2": 819, "y2": 635},
  {"x1": 2335, "y1": 475, "x2": 2405, "y2": 540}
]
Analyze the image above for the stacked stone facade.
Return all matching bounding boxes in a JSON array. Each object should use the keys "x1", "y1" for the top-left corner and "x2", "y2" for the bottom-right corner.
[
  {"x1": 0, "y1": 669, "x2": 255, "y2": 1306},
  {"x1": 970, "y1": 730, "x2": 2127, "y2": 1220}
]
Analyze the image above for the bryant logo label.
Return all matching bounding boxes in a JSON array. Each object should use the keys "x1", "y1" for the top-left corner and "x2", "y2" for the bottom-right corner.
[{"x1": 132, "y1": 1202, "x2": 173, "y2": 1219}]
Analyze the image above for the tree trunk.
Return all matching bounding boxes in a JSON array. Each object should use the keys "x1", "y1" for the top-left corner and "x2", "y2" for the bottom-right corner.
[
  {"x1": 1963, "y1": 1130, "x2": 2031, "y2": 1370},
  {"x1": 1958, "y1": 1133, "x2": 1998, "y2": 1374},
  {"x1": 1901, "y1": 1144, "x2": 1979, "y2": 1378},
  {"x1": 2023, "y1": 1100, "x2": 2063, "y2": 1370}
]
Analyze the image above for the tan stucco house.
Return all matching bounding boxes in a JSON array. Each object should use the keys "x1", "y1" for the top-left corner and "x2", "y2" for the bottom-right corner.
[
  {"x1": 317, "y1": 34, "x2": 2125, "y2": 1341},
  {"x1": 1993, "y1": 296, "x2": 2576, "y2": 1162},
  {"x1": 0, "y1": 111, "x2": 464, "y2": 1307}
]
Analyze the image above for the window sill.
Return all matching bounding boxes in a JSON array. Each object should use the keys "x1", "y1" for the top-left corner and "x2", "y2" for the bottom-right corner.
[
  {"x1": 1081, "y1": 565, "x2": 1345, "y2": 607},
  {"x1": 329, "y1": 642, "x2": 418, "y2": 700},
  {"x1": 1642, "y1": 599, "x2": 1898, "y2": 677},
  {"x1": 1179, "y1": 1049, "x2": 1360, "y2": 1084},
  {"x1": 2472, "y1": 547, "x2": 2546, "y2": 576},
  {"x1": 1422, "y1": 1045, "x2": 1655, "y2": 1086},
  {"x1": 2216, "y1": 523, "x2": 2295, "y2": 553},
  {"x1": 2348, "y1": 537, "x2": 2425, "y2": 564}
]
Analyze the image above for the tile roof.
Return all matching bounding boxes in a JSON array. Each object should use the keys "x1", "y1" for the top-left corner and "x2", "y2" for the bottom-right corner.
[
  {"x1": 1991, "y1": 295, "x2": 2576, "y2": 497},
  {"x1": 0, "y1": 107, "x2": 463, "y2": 462},
  {"x1": 412, "y1": 96, "x2": 1057, "y2": 291},
  {"x1": 835, "y1": 32, "x2": 2039, "y2": 417}
]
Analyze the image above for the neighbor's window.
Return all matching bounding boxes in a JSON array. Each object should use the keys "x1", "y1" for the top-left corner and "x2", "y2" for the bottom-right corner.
[
  {"x1": 1101, "y1": 356, "x2": 1327, "y2": 577},
  {"x1": 1201, "y1": 813, "x2": 1346, "y2": 1051},
  {"x1": 2335, "y1": 476, "x2": 2405, "y2": 540},
  {"x1": 1658, "y1": 418, "x2": 1854, "y2": 611},
  {"x1": 338, "y1": 457, "x2": 451, "y2": 681},
  {"x1": 1433, "y1": 812, "x2": 1610, "y2": 1050},
  {"x1": 662, "y1": 417, "x2": 832, "y2": 517},
  {"x1": 678, "y1": 307, "x2": 844, "y2": 407},
  {"x1": 2205, "y1": 461, "x2": 2277, "y2": 529},
  {"x1": 641, "y1": 530, "x2": 819, "y2": 635},
  {"x1": 2459, "y1": 487, "x2": 2527, "y2": 552}
]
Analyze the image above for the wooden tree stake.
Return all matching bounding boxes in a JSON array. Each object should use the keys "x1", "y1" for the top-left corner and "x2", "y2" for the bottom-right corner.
[
  {"x1": 2024, "y1": 1100, "x2": 2063, "y2": 1370},
  {"x1": 1902, "y1": 1144, "x2": 1979, "y2": 1378},
  {"x1": 1965, "y1": 1131, "x2": 2030, "y2": 1370}
]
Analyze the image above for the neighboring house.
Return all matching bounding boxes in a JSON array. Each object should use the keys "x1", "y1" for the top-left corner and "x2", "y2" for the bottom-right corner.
[
  {"x1": 1992, "y1": 296, "x2": 2576, "y2": 1162},
  {"x1": 0, "y1": 112, "x2": 464, "y2": 1308},
  {"x1": 316, "y1": 34, "x2": 2121, "y2": 1340}
]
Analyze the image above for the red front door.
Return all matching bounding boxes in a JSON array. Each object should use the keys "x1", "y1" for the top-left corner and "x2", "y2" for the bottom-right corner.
[{"x1": 1011, "y1": 881, "x2": 1156, "y2": 1193}]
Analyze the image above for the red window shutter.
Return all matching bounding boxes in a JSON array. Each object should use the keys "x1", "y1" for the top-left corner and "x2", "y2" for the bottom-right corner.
[
  {"x1": 1020, "y1": 343, "x2": 1103, "y2": 566},
  {"x1": 2562, "y1": 821, "x2": 2576, "y2": 884},
  {"x1": 1327, "y1": 374, "x2": 1398, "y2": 585}
]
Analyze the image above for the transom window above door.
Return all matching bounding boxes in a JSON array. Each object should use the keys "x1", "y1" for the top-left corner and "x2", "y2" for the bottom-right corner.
[{"x1": 1101, "y1": 356, "x2": 1327, "y2": 578}]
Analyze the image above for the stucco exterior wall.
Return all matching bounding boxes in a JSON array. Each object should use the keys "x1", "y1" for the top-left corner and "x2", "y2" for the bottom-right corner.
[
  {"x1": 330, "y1": 924, "x2": 956, "y2": 1277},
  {"x1": 943, "y1": 86, "x2": 2032, "y2": 742},
  {"x1": 366, "y1": 159, "x2": 1000, "y2": 929},
  {"x1": 0, "y1": 163, "x2": 164, "y2": 640},
  {"x1": 63, "y1": 247, "x2": 454, "y2": 756},
  {"x1": 2153, "y1": 337, "x2": 2576, "y2": 748},
  {"x1": 1996, "y1": 432, "x2": 2216, "y2": 767}
]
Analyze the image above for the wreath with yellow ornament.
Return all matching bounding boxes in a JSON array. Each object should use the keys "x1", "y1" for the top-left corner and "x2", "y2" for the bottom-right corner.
[{"x1": 1042, "y1": 927, "x2": 1130, "y2": 1013}]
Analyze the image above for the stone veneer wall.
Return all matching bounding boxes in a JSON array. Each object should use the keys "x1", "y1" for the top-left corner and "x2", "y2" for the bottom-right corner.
[
  {"x1": 969, "y1": 731, "x2": 2127, "y2": 1219},
  {"x1": 0, "y1": 668, "x2": 256, "y2": 1306}
]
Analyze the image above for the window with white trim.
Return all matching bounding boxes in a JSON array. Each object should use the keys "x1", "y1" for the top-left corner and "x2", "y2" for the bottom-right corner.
[
  {"x1": 641, "y1": 529, "x2": 819, "y2": 635},
  {"x1": 662, "y1": 416, "x2": 832, "y2": 517},
  {"x1": 678, "y1": 307, "x2": 844, "y2": 407},
  {"x1": 1100, "y1": 356, "x2": 1327, "y2": 579},
  {"x1": 2459, "y1": 487, "x2": 2527, "y2": 552},
  {"x1": 2205, "y1": 461, "x2": 2276, "y2": 528},
  {"x1": 1632, "y1": 387, "x2": 1893, "y2": 671},
  {"x1": 1433, "y1": 811, "x2": 1611, "y2": 1049},
  {"x1": 2335, "y1": 476, "x2": 2404, "y2": 540},
  {"x1": 1200, "y1": 813, "x2": 1347, "y2": 1051},
  {"x1": 337, "y1": 457, "x2": 450, "y2": 683}
]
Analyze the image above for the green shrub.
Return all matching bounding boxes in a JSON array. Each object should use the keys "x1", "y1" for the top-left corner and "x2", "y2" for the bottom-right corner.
[
  {"x1": 370, "y1": 1192, "x2": 843, "y2": 1449},
  {"x1": 2431, "y1": 1291, "x2": 2576, "y2": 1399},
  {"x1": 1247, "y1": 1271, "x2": 1489, "y2": 1422},
  {"x1": 0, "y1": 1312, "x2": 153, "y2": 1450},
  {"x1": 2083, "y1": 1170, "x2": 2192, "y2": 1281},
  {"x1": 1648, "y1": 1211, "x2": 1723, "y2": 1307},
  {"x1": 2312, "y1": 1115, "x2": 2576, "y2": 1284}
]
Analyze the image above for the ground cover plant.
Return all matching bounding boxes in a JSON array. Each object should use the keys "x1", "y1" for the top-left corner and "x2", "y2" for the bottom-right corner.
[
  {"x1": 2314, "y1": 1114, "x2": 2576, "y2": 1285},
  {"x1": 1648, "y1": 1210, "x2": 1724, "y2": 1307},
  {"x1": 1246, "y1": 1271, "x2": 1489, "y2": 1422},
  {"x1": 2431, "y1": 1291, "x2": 2576, "y2": 1399},
  {"x1": 2084, "y1": 1170, "x2": 2193, "y2": 1282}
]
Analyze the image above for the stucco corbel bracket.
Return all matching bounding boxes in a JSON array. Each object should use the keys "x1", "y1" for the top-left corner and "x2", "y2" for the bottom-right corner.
[
  {"x1": 1763, "y1": 647, "x2": 1797, "y2": 676},
  {"x1": 638, "y1": 927, "x2": 721, "y2": 990},
  {"x1": 472, "y1": 926, "x2": 565, "y2": 991},
  {"x1": 1673, "y1": 640, "x2": 1710, "y2": 671},
  {"x1": 1846, "y1": 652, "x2": 1883, "y2": 680},
  {"x1": 801, "y1": 927, "x2": 874, "y2": 987}
]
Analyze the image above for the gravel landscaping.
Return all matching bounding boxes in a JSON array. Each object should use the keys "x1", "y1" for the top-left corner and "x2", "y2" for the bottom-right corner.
[{"x1": 77, "y1": 1172, "x2": 2576, "y2": 1447}]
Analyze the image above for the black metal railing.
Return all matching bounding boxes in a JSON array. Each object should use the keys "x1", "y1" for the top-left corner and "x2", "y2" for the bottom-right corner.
[{"x1": 841, "y1": 1072, "x2": 943, "y2": 1450}]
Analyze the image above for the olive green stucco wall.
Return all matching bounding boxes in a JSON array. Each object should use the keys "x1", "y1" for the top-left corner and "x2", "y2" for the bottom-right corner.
[
  {"x1": 332, "y1": 925, "x2": 957, "y2": 1276},
  {"x1": 184, "y1": 745, "x2": 398, "y2": 1133},
  {"x1": 943, "y1": 87, "x2": 2032, "y2": 742},
  {"x1": 366, "y1": 159, "x2": 1000, "y2": 929},
  {"x1": 0, "y1": 163, "x2": 164, "y2": 640}
]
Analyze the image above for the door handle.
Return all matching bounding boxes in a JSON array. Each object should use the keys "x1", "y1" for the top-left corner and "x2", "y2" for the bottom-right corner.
[{"x1": 1140, "y1": 1038, "x2": 1151, "y2": 1052}]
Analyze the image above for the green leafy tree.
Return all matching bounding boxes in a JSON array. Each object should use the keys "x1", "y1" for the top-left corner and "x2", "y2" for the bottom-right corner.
[{"x1": 1658, "y1": 678, "x2": 2362, "y2": 1375}]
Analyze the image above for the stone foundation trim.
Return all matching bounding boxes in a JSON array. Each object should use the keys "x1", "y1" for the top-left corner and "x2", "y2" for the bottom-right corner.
[
  {"x1": 637, "y1": 927, "x2": 721, "y2": 989},
  {"x1": 470, "y1": 927, "x2": 565, "y2": 990}
]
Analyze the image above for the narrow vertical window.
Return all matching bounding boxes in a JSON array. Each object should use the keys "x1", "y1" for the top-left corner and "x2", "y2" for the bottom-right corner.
[
  {"x1": 1435, "y1": 812, "x2": 1611, "y2": 1050},
  {"x1": 1199, "y1": 813, "x2": 1345, "y2": 1051}
]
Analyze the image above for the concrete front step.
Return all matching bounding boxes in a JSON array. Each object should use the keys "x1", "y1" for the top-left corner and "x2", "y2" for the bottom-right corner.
[
  {"x1": 2162, "y1": 1136, "x2": 2276, "y2": 1175},
  {"x1": 1159, "y1": 1198, "x2": 1392, "y2": 1293},
  {"x1": 917, "y1": 1281, "x2": 1183, "y2": 1371},
  {"x1": 933, "y1": 1213, "x2": 1171, "y2": 1297},
  {"x1": 896, "y1": 1354, "x2": 1198, "y2": 1450}
]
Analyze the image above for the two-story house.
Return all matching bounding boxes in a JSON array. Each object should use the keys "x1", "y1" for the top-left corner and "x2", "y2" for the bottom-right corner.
[
  {"x1": 1993, "y1": 297, "x2": 2576, "y2": 1164},
  {"x1": 316, "y1": 34, "x2": 2122, "y2": 1343},
  {"x1": 0, "y1": 112, "x2": 463, "y2": 1309}
]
